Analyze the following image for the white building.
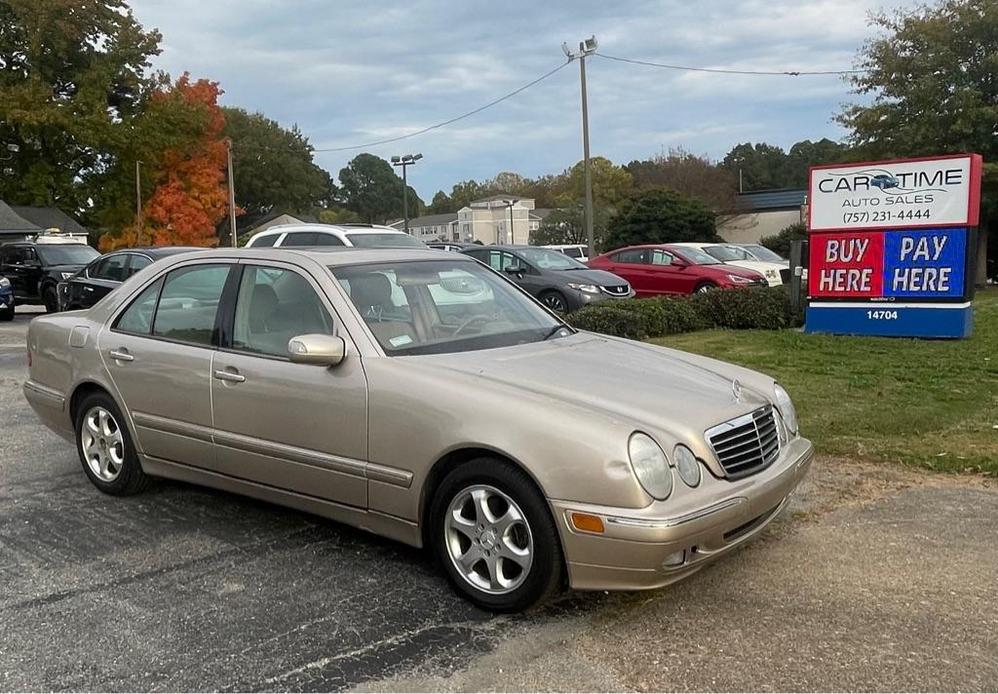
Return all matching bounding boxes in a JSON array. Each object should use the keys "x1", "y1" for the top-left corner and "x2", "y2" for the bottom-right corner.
[
  {"x1": 718, "y1": 189, "x2": 807, "y2": 244},
  {"x1": 392, "y1": 195, "x2": 555, "y2": 244}
]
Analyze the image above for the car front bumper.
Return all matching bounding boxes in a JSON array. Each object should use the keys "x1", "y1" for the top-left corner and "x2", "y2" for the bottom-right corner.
[
  {"x1": 571, "y1": 287, "x2": 635, "y2": 310},
  {"x1": 549, "y1": 436, "x2": 813, "y2": 590}
]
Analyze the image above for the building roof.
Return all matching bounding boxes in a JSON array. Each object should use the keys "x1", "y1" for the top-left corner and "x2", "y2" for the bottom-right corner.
[
  {"x1": 9, "y1": 205, "x2": 87, "y2": 235},
  {"x1": 736, "y1": 188, "x2": 807, "y2": 211},
  {"x1": 530, "y1": 208, "x2": 556, "y2": 221},
  {"x1": 403, "y1": 212, "x2": 458, "y2": 228},
  {"x1": 0, "y1": 201, "x2": 43, "y2": 235}
]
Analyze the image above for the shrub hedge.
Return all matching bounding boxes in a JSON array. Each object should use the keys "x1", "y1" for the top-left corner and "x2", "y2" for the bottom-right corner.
[{"x1": 566, "y1": 285, "x2": 796, "y2": 339}]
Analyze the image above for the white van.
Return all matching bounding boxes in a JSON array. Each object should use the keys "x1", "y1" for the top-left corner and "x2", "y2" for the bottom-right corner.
[
  {"x1": 246, "y1": 223, "x2": 426, "y2": 249},
  {"x1": 541, "y1": 244, "x2": 588, "y2": 262}
]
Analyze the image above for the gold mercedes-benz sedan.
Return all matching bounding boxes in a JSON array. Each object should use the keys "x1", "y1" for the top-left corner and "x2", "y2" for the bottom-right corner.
[{"x1": 23, "y1": 247, "x2": 812, "y2": 611}]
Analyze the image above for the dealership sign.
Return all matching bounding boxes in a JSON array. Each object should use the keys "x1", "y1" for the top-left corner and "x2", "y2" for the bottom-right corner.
[
  {"x1": 805, "y1": 154, "x2": 981, "y2": 339},
  {"x1": 808, "y1": 154, "x2": 982, "y2": 232}
]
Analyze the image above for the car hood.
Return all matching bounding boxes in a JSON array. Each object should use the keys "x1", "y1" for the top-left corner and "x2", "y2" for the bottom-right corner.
[
  {"x1": 422, "y1": 333, "x2": 772, "y2": 439},
  {"x1": 553, "y1": 268, "x2": 627, "y2": 286},
  {"x1": 47, "y1": 263, "x2": 89, "y2": 274},
  {"x1": 725, "y1": 260, "x2": 784, "y2": 273}
]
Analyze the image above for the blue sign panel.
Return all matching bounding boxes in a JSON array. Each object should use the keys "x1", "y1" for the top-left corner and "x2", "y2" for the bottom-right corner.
[
  {"x1": 806, "y1": 302, "x2": 973, "y2": 338},
  {"x1": 882, "y1": 228, "x2": 967, "y2": 299}
]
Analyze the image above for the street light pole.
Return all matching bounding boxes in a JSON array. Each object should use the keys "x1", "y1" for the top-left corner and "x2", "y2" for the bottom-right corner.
[
  {"x1": 391, "y1": 153, "x2": 423, "y2": 235},
  {"x1": 135, "y1": 160, "x2": 143, "y2": 245},
  {"x1": 563, "y1": 36, "x2": 598, "y2": 260}
]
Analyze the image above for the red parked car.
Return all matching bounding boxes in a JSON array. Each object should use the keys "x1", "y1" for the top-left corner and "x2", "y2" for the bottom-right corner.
[{"x1": 588, "y1": 244, "x2": 767, "y2": 296}]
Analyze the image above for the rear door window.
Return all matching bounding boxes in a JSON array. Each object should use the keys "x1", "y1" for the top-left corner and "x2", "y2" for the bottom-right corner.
[
  {"x1": 313, "y1": 233, "x2": 345, "y2": 247},
  {"x1": 151, "y1": 265, "x2": 231, "y2": 346},
  {"x1": 248, "y1": 234, "x2": 279, "y2": 248},
  {"x1": 612, "y1": 249, "x2": 649, "y2": 264}
]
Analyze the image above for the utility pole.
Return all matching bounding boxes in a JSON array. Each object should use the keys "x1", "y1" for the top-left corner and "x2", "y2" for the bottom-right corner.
[
  {"x1": 563, "y1": 36, "x2": 598, "y2": 259},
  {"x1": 391, "y1": 153, "x2": 423, "y2": 235},
  {"x1": 135, "y1": 160, "x2": 143, "y2": 245},
  {"x1": 226, "y1": 139, "x2": 237, "y2": 248},
  {"x1": 502, "y1": 199, "x2": 518, "y2": 244}
]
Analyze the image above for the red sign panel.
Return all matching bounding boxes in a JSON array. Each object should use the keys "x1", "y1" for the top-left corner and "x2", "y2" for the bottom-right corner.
[{"x1": 808, "y1": 231, "x2": 884, "y2": 298}]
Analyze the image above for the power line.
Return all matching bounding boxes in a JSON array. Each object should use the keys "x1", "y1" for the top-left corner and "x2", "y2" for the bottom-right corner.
[
  {"x1": 595, "y1": 51, "x2": 866, "y2": 77},
  {"x1": 312, "y1": 61, "x2": 572, "y2": 153}
]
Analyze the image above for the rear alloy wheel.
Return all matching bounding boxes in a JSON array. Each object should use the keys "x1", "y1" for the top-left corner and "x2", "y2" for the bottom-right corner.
[
  {"x1": 42, "y1": 285, "x2": 59, "y2": 313},
  {"x1": 75, "y1": 392, "x2": 150, "y2": 495},
  {"x1": 540, "y1": 290, "x2": 568, "y2": 313},
  {"x1": 431, "y1": 459, "x2": 562, "y2": 612}
]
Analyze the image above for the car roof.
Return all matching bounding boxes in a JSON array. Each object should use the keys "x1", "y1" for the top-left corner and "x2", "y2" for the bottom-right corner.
[
  {"x1": 171, "y1": 246, "x2": 462, "y2": 267},
  {"x1": 256, "y1": 223, "x2": 406, "y2": 236},
  {"x1": 109, "y1": 246, "x2": 207, "y2": 258}
]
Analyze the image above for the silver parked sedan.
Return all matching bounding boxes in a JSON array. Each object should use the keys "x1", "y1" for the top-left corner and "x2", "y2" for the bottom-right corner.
[{"x1": 23, "y1": 247, "x2": 813, "y2": 611}]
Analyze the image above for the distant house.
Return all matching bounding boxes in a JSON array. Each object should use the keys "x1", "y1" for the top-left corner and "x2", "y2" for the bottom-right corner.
[
  {"x1": 718, "y1": 189, "x2": 807, "y2": 244},
  {"x1": 0, "y1": 201, "x2": 88, "y2": 242},
  {"x1": 389, "y1": 198, "x2": 559, "y2": 244},
  {"x1": 227, "y1": 210, "x2": 320, "y2": 244},
  {"x1": 388, "y1": 212, "x2": 459, "y2": 241}
]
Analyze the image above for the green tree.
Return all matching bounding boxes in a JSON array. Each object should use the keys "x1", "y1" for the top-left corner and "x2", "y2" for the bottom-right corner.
[
  {"x1": 784, "y1": 139, "x2": 848, "y2": 188},
  {"x1": 223, "y1": 107, "x2": 332, "y2": 217},
  {"x1": 447, "y1": 179, "x2": 488, "y2": 210},
  {"x1": 0, "y1": 0, "x2": 161, "y2": 214},
  {"x1": 338, "y1": 153, "x2": 423, "y2": 223},
  {"x1": 760, "y1": 221, "x2": 807, "y2": 258},
  {"x1": 604, "y1": 188, "x2": 718, "y2": 251},
  {"x1": 838, "y1": 0, "x2": 998, "y2": 285},
  {"x1": 530, "y1": 207, "x2": 609, "y2": 247},
  {"x1": 318, "y1": 206, "x2": 362, "y2": 224},
  {"x1": 720, "y1": 142, "x2": 789, "y2": 191},
  {"x1": 426, "y1": 190, "x2": 453, "y2": 214},
  {"x1": 562, "y1": 156, "x2": 633, "y2": 208}
]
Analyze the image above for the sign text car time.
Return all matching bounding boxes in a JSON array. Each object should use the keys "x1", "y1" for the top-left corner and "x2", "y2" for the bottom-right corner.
[{"x1": 808, "y1": 154, "x2": 981, "y2": 232}]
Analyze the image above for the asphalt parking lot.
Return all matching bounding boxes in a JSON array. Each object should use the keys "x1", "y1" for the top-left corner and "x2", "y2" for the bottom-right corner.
[{"x1": 1, "y1": 307, "x2": 997, "y2": 692}]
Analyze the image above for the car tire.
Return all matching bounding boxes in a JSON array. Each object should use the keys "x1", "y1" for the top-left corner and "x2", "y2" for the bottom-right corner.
[
  {"x1": 693, "y1": 282, "x2": 716, "y2": 295},
  {"x1": 74, "y1": 392, "x2": 150, "y2": 496},
  {"x1": 430, "y1": 458, "x2": 563, "y2": 612},
  {"x1": 539, "y1": 290, "x2": 569, "y2": 313},
  {"x1": 42, "y1": 285, "x2": 59, "y2": 313}
]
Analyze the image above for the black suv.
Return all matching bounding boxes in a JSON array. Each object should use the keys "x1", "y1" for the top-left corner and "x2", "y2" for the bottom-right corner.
[{"x1": 0, "y1": 241, "x2": 100, "y2": 312}]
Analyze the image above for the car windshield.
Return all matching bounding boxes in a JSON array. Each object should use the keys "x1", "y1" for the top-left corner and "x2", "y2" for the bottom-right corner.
[
  {"x1": 673, "y1": 247, "x2": 720, "y2": 265},
  {"x1": 35, "y1": 244, "x2": 100, "y2": 265},
  {"x1": 346, "y1": 233, "x2": 426, "y2": 248},
  {"x1": 517, "y1": 248, "x2": 587, "y2": 270},
  {"x1": 744, "y1": 244, "x2": 785, "y2": 262},
  {"x1": 332, "y1": 259, "x2": 567, "y2": 355},
  {"x1": 704, "y1": 245, "x2": 751, "y2": 262}
]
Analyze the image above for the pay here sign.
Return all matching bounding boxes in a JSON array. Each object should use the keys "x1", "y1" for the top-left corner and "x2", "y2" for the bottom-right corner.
[{"x1": 808, "y1": 154, "x2": 982, "y2": 232}]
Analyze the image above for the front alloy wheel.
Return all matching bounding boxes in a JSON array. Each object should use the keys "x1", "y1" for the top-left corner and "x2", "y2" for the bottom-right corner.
[
  {"x1": 445, "y1": 485, "x2": 534, "y2": 595},
  {"x1": 541, "y1": 291, "x2": 568, "y2": 312},
  {"x1": 431, "y1": 458, "x2": 562, "y2": 612}
]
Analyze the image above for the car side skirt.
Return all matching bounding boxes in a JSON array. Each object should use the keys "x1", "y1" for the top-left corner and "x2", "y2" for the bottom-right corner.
[{"x1": 140, "y1": 454, "x2": 422, "y2": 548}]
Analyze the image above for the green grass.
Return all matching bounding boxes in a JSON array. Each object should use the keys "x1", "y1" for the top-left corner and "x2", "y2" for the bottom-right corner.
[{"x1": 651, "y1": 288, "x2": 998, "y2": 475}]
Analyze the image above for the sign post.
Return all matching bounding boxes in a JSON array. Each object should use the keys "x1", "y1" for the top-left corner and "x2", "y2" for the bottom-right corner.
[{"x1": 805, "y1": 154, "x2": 982, "y2": 338}]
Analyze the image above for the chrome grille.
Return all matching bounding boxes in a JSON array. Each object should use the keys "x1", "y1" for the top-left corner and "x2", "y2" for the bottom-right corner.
[
  {"x1": 706, "y1": 406, "x2": 780, "y2": 478},
  {"x1": 601, "y1": 284, "x2": 630, "y2": 296}
]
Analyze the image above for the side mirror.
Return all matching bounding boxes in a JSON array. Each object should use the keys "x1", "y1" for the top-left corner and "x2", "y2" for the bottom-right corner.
[
  {"x1": 287, "y1": 334, "x2": 347, "y2": 367},
  {"x1": 671, "y1": 258, "x2": 688, "y2": 268},
  {"x1": 504, "y1": 264, "x2": 526, "y2": 275}
]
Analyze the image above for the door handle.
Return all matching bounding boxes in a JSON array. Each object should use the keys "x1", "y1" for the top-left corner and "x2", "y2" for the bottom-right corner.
[
  {"x1": 213, "y1": 369, "x2": 245, "y2": 383},
  {"x1": 108, "y1": 349, "x2": 134, "y2": 362},
  {"x1": 84, "y1": 286, "x2": 94, "y2": 292}
]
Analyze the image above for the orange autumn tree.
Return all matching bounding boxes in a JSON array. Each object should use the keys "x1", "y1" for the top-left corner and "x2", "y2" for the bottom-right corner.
[{"x1": 102, "y1": 74, "x2": 233, "y2": 250}]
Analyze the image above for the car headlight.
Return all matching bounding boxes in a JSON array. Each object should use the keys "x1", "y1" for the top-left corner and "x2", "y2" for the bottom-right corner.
[
  {"x1": 628, "y1": 432, "x2": 673, "y2": 500},
  {"x1": 0, "y1": 277, "x2": 9, "y2": 288},
  {"x1": 727, "y1": 274, "x2": 753, "y2": 284},
  {"x1": 774, "y1": 383, "x2": 798, "y2": 436},
  {"x1": 673, "y1": 445, "x2": 701, "y2": 488},
  {"x1": 567, "y1": 282, "x2": 600, "y2": 294},
  {"x1": 60, "y1": 272, "x2": 74, "y2": 279}
]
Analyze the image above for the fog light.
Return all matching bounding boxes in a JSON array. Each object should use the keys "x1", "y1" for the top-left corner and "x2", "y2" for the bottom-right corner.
[
  {"x1": 571, "y1": 512, "x2": 605, "y2": 534},
  {"x1": 662, "y1": 550, "x2": 685, "y2": 568}
]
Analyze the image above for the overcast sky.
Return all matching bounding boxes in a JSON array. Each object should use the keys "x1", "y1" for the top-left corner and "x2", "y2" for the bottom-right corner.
[{"x1": 128, "y1": 0, "x2": 920, "y2": 199}]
